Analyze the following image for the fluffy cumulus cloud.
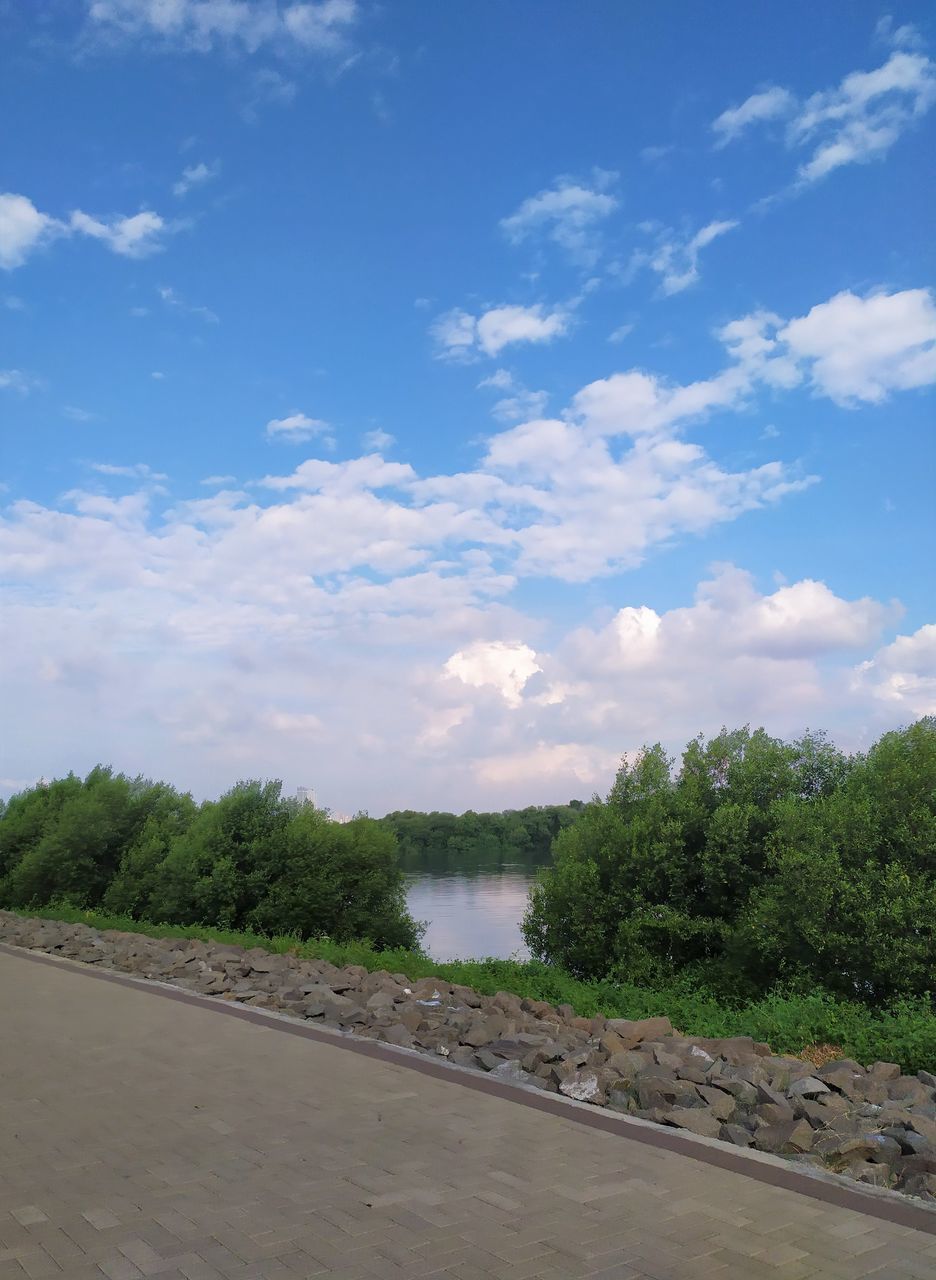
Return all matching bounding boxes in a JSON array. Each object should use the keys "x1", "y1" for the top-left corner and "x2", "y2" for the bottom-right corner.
[
  {"x1": 432, "y1": 303, "x2": 570, "y2": 360},
  {"x1": 712, "y1": 47, "x2": 936, "y2": 183},
  {"x1": 0, "y1": 194, "x2": 61, "y2": 270},
  {"x1": 445, "y1": 641, "x2": 541, "y2": 708},
  {"x1": 854, "y1": 625, "x2": 936, "y2": 717},
  {"x1": 779, "y1": 288, "x2": 936, "y2": 404},
  {"x1": 500, "y1": 170, "x2": 618, "y2": 266},
  {"x1": 86, "y1": 0, "x2": 359, "y2": 55},
  {"x1": 2, "y1": 282, "x2": 932, "y2": 810}
]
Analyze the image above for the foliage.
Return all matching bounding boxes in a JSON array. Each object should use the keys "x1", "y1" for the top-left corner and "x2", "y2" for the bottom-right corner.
[
  {"x1": 380, "y1": 803, "x2": 583, "y2": 875},
  {"x1": 0, "y1": 772, "x2": 421, "y2": 950},
  {"x1": 523, "y1": 720, "x2": 936, "y2": 1007},
  {"x1": 14, "y1": 904, "x2": 936, "y2": 1073}
]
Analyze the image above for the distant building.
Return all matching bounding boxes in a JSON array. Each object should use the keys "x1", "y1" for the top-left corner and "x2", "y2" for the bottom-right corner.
[{"x1": 296, "y1": 786, "x2": 315, "y2": 807}]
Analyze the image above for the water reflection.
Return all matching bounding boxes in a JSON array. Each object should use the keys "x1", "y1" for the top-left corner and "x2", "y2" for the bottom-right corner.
[{"x1": 405, "y1": 869, "x2": 535, "y2": 962}]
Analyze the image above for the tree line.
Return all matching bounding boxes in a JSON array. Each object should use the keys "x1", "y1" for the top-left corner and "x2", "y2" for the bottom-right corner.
[
  {"x1": 523, "y1": 719, "x2": 936, "y2": 1008},
  {"x1": 0, "y1": 776, "x2": 421, "y2": 949},
  {"x1": 380, "y1": 803, "x2": 584, "y2": 875}
]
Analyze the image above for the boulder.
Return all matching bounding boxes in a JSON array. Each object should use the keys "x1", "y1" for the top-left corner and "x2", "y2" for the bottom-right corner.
[
  {"x1": 559, "y1": 1070, "x2": 604, "y2": 1103},
  {"x1": 669, "y1": 1106, "x2": 721, "y2": 1139},
  {"x1": 720, "y1": 1123, "x2": 754, "y2": 1147},
  {"x1": 869, "y1": 1062, "x2": 901, "y2": 1082},
  {"x1": 604, "y1": 1016, "x2": 674, "y2": 1047},
  {"x1": 489, "y1": 1060, "x2": 535, "y2": 1086},
  {"x1": 788, "y1": 1076, "x2": 830, "y2": 1099}
]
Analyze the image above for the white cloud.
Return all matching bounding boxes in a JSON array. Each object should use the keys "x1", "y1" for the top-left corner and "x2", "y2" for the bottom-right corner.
[
  {"x1": 63, "y1": 405, "x2": 97, "y2": 422},
  {"x1": 474, "y1": 304, "x2": 568, "y2": 358},
  {"x1": 712, "y1": 86, "x2": 795, "y2": 145},
  {"x1": 69, "y1": 209, "x2": 168, "y2": 258},
  {"x1": 635, "y1": 219, "x2": 739, "y2": 295},
  {"x1": 158, "y1": 284, "x2": 219, "y2": 323},
  {"x1": 172, "y1": 160, "x2": 219, "y2": 197},
  {"x1": 361, "y1": 428, "x2": 395, "y2": 451},
  {"x1": 151, "y1": 371, "x2": 165, "y2": 380},
  {"x1": 265, "y1": 412, "x2": 333, "y2": 443},
  {"x1": 779, "y1": 288, "x2": 936, "y2": 404},
  {"x1": 854, "y1": 624, "x2": 936, "y2": 717},
  {"x1": 0, "y1": 193, "x2": 62, "y2": 270},
  {"x1": 477, "y1": 369, "x2": 549, "y2": 423},
  {"x1": 1, "y1": 281, "x2": 932, "y2": 810},
  {"x1": 242, "y1": 68, "x2": 298, "y2": 120},
  {"x1": 432, "y1": 303, "x2": 570, "y2": 360},
  {"x1": 608, "y1": 323, "x2": 635, "y2": 344},
  {"x1": 500, "y1": 171, "x2": 618, "y2": 265},
  {"x1": 445, "y1": 640, "x2": 541, "y2": 708},
  {"x1": 713, "y1": 50, "x2": 936, "y2": 184},
  {"x1": 2, "y1": 192, "x2": 173, "y2": 267},
  {"x1": 0, "y1": 369, "x2": 37, "y2": 394},
  {"x1": 90, "y1": 462, "x2": 168, "y2": 481},
  {"x1": 87, "y1": 0, "x2": 359, "y2": 55}
]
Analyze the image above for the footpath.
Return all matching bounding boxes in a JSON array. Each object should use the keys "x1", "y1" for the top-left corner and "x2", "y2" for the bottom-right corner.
[{"x1": 3, "y1": 941, "x2": 936, "y2": 1280}]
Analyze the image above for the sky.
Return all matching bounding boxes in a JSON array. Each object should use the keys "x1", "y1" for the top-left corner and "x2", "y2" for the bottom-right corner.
[{"x1": 1, "y1": 0, "x2": 935, "y2": 815}]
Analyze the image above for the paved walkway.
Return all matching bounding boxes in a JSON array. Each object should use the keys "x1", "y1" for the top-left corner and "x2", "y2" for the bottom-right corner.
[{"x1": 1, "y1": 951, "x2": 934, "y2": 1280}]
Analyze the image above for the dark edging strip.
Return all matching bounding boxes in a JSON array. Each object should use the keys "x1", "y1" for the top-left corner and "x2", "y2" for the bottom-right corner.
[{"x1": 3, "y1": 940, "x2": 935, "y2": 1237}]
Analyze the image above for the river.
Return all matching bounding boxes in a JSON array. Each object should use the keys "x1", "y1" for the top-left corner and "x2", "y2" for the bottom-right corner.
[{"x1": 405, "y1": 865, "x2": 539, "y2": 961}]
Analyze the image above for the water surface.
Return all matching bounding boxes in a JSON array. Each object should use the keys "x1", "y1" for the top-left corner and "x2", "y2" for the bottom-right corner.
[{"x1": 405, "y1": 867, "x2": 537, "y2": 961}]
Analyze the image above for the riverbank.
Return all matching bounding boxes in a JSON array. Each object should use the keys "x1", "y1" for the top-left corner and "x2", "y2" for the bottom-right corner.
[
  {"x1": 4, "y1": 908, "x2": 936, "y2": 1207},
  {"x1": 13, "y1": 903, "x2": 936, "y2": 1074}
]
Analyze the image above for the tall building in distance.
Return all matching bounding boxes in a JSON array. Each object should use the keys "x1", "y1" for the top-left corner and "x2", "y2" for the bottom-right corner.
[{"x1": 296, "y1": 786, "x2": 315, "y2": 807}]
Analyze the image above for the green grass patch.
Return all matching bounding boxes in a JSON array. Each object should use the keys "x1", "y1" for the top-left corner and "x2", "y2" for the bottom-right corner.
[{"x1": 13, "y1": 904, "x2": 936, "y2": 1074}]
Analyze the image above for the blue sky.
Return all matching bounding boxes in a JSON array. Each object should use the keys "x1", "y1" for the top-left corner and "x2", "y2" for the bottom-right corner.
[{"x1": 2, "y1": 1, "x2": 934, "y2": 813}]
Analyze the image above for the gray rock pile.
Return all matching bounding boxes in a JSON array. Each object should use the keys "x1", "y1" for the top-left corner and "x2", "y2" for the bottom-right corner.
[{"x1": 3, "y1": 911, "x2": 935, "y2": 1204}]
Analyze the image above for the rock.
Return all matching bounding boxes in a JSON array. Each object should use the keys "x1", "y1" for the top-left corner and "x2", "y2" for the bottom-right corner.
[
  {"x1": 907, "y1": 1114, "x2": 936, "y2": 1145},
  {"x1": 670, "y1": 1107, "x2": 722, "y2": 1139},
  {"x1": 378, "y1": 1024, "x2": 414, "y2": 1049},
  {"x1": 475, "y1": 1050, "x2": 502, "y2": 1071},
  {"x1": 788, "y1": 1076, "x2": 830, "y2": 1098},
  {"x1": 696, "y1": 1086, "x2": 736, "y2": 1122},
  {"x1": 756, "y1": 1082, "x2": 791, "y2": 1110},
  {"x1": 712, "y1": 1078, "x2": 758, "y2": 1107},
  {"x1": 489, "y1": 1060, "x2": 535, "y2": 1086},
  {"x1": 720, "y1": 1123, "x2": 754, "y2": 1147},
  {"x1": 881, "y1": 1126, "x2": 931, "y2": 1156},
  {"x1": 365, "y1": 990, "x2": 396, "y2": 1011},
  {"x1": 917, "y1": 1069, "x2": 936, "y2": 1090},
  {"x1": 492, "y1": 991, "x2": 524, "y2": 1018},
  {"x1": 753, "y1": 1121, "x2": 809, "y2": 1154},
  {"x1": 851, "y1": 1161, "x2": 894, "y2": 1187},
  {"x1": 559, "y1": 1070, "x2": 603, "y2": 1103},
  {"x1": 869, "y1": 1061, "x2": 901, "y2": 1082},
  {"x1": 604, "y1": 1016, "x2": 674, "y2": 1046},
  {"x1": 756, "y1": 1101, "x2": 795, "y2": 1128},
  {"x1": 888, "y1": 1077, "x2": 934, "y2": 1107},
  {"x1": 605, "y1": 1049, "x2": 653, "y2": 1078},
  {"x1": 462, "y1": 1014, "x2": 507, "y2": 1048}
]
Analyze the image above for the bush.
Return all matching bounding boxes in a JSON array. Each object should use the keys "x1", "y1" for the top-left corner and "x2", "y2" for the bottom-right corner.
[
  {"x1": 523, "y1": 720, "x2": 936, "y2": 1008},
  {"x1": 0, "y1": 772, "x2": 421, "y2": 951}
]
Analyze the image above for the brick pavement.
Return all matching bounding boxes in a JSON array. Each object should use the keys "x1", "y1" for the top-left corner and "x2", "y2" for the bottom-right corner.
[{"x1": 1, "y1": 949, "x2": 935, "y2": 1280}]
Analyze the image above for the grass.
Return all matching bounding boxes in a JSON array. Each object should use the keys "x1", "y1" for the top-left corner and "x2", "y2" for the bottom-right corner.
[{"x1": 11, "y1": 903, "x2": 936, "y2": 1074}]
